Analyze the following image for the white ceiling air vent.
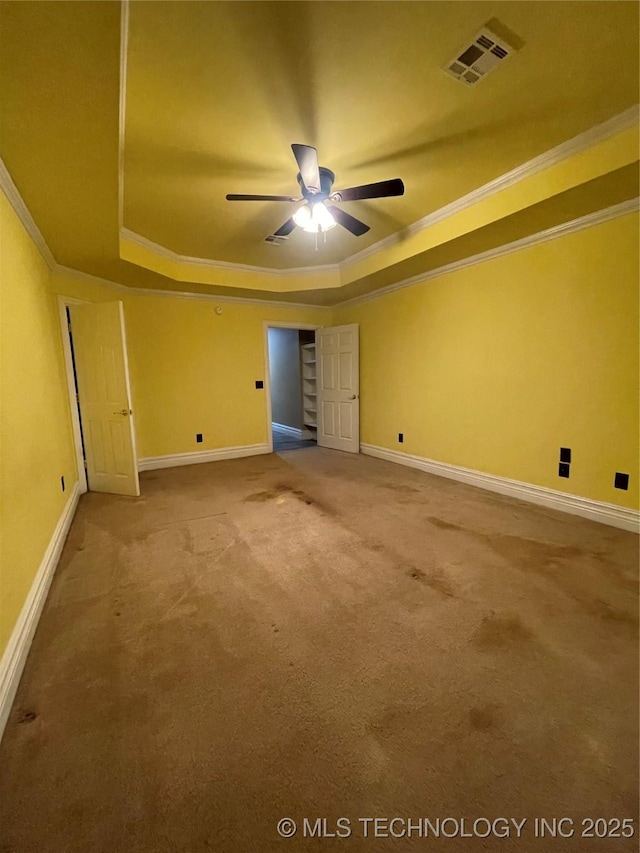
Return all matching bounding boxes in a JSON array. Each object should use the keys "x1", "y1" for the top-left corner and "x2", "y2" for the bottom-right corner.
[
  {"x1": 443, "y1": 25, "x2": 518, "y2": 86},
  {"x1": 264, "y1": 234, "x2": 288, "y2": 245}
]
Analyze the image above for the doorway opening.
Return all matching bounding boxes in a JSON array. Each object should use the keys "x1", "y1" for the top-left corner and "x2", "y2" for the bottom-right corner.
[
  {"x1": 65, "y1": 306, "x2": 88, "y2": 474},
  {"x1": 265, "y1": 324, "x2": 319, "y2": 453}
]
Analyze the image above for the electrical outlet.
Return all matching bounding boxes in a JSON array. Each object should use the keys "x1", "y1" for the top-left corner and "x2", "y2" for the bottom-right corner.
[
  {"x1": 398, "y1": 433, "x2": 404, "y2": 443},
  {"x1": 196, "y1": 433, "x2": 203, "y2": 443},
  {"x1": 255, "y1": 380, "x2": 264, "y2": 389},
  {"x1": 558, "y1": 462, "x2": 570, "y2": 478},
  {"x1": 61, "y1": 475, "x2": 65, "y2": 492},
  {"x1": 560, "y1": 447, "x2": 571, "y2": 464},
  {"x1": 614, "y1": 472, "x2": 629, "y2": 490}
]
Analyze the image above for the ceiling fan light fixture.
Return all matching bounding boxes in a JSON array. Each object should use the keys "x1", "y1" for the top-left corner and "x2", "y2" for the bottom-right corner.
[
  {"x1": 312, "y1": 202, "x2": 336, "y2": 232},
  {"x1": 293, "y1": 202, "x2": 336, "y2": 233},
  {"x1": 292, "y1": 203, "x2": 311, "y2": 228}
]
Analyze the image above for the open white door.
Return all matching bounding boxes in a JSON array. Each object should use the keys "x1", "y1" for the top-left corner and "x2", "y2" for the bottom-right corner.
[
  {"x1": 316, "y1": 323, "x2": 359, "y2": 453},
  {"x1": 69, "y1": 301, "x2": 140, "y2": 496}
]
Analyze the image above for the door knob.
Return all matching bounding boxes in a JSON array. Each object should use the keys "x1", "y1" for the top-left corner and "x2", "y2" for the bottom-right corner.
[
  {"x1": 349, "y1": 394, "x2": 358, "y2": 400},
  {"x1": 113, "y1": 409, "x2": 131, "y2": 415}
]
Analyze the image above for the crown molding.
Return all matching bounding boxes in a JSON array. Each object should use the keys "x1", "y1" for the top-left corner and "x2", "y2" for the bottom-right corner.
[
  {"x1": 2, "y1": 100, "x2": 637, "y2": 311},
  {"x1": 116, "y1": 11, "x2": 639, "y2": 283},
  {"x1": 54, "y1": 264, "x2": 332, "y2": 310},
  {"x1": 118, "y1": 104, "x2": 638, "y2": 279},
  {"x1": 0, "y1": 155, "x2": 330, "y2": 308},
  {"x1": 337, "y1": 197, "x2": 640, "y2": 308},
  {"x1": 0, "y1": 157, "x2": 56, "y2": 270},
  {"x1": 120, "y1": 227, "x2": 339, "y2": 277},
  {"x1": 342, "y1": 104, "x2": 640, "y2": 270}
]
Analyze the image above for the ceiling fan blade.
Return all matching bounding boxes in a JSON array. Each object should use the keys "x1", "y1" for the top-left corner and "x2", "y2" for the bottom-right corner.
[
  {"x1": 272, "y1": 218, "x2": 296, "y2": 238},
  {"x1": 226, "y1": 193, "x2": 298, "y2": 201},
  {"x1": 333, "y1": 178, "x2": 405, "y2": 202},
  {"x1": 327, "y1": 206, "x2": 370, "y2": 237},
  {"x1": 291, "y1": 144, "x2": 321, "y2": 194}
]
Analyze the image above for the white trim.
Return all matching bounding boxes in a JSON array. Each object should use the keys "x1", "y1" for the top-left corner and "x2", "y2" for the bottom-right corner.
[
  {"x1": 57, "y1": 295, "x2": 89, "y2": 494},
  {"x1": 361, "y1": 444, "x2": 640, "y2": 534},
  {"x1": 263, "y1": 321, "x2": 322, "y2": 452},
  {"x1": 54, "y1": 264, "x2": 332, "y2": 311},
  {"x1": 121, "y1": 227, "x2": 339, "y2": 277},
  {"x1": 0, "y1": 483, "x2": 80, "y2": 744},
  {"x1": 56, "y1": 264, "x2": 129, "y2": 293},
  {"x1": 342, "y1": 105, "x2": 640, "y2": 269},
  {"x1": 272, "y1": 422, "x2": 304, "y2": 439},
  {"x1": 57, "y1": 196, "x2": 639, "y2": 311},
  {"x1": 337, "y1": 197, "x2": 640, "y2": 308},
  {"x1": 0, "y1": 156, "x2": 56, "y2": 270},
  {"x1": 138, "y1": 443, "x2": 271, "y2": 471}
]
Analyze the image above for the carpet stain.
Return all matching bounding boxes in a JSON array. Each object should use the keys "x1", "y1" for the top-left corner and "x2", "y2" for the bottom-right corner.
[
  {"x1": 427, "y1": 516, "x2": 465, "y2": 532},
  {"x1": 469, "y1": 705, "x2": 499, "y2": 731},
  {"x1": 408, "y1": 567, "x2": 426, "y2": 581},
  {"x1": 425, "y1": 519, "x2": 636, "y2": 621},
  {"x1": 471, "y1": 613, "x2": 534, "y2": 650},
  {"x1": 243, "y1": 489, "x2": 280, "y2": 502},
  {"x1": 244, "y1": 484, "x2": 320, "y2": 509},
  {"x1": 425, "y1": 573, "x2": 457, "y2": 598},
  {"x1": 583, "y1": 598, "x2": 637, "y2": 628},
  {"x1": 381, "y1": 483, "x2": 420, "y2": 494},
  {"x1": 16, "y1": 710, "x2": 37, "y2": 725},
  {"x1": 408, "y1": 568, "x2": 456, "y2": 597}
]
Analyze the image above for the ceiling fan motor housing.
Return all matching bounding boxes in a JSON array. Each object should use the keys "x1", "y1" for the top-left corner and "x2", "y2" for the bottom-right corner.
[{"x1": 297, "y1": 167, "x2": 335, "y2": 202}]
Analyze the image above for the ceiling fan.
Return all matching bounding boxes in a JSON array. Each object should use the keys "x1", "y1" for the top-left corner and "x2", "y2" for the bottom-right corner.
[{"x1": 226, "y1": 144, "x2": 404, "y2": 244}]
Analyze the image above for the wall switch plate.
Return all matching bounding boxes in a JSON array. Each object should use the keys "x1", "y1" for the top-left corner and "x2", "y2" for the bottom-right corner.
[
  {"x1": 614, "y1": 472, "x2": 629, "y2": 490},
  {"x1": 558, "y1": 462, "x2": 570, "y2": 478},
  {"x1": 560, "y1": 447, "x2": 571, "y2": 464},
  {"x1": 61, "y1": 475, "x2": 65, "y2": 492},
  {"x1": 255, "y1": 380, "x2": 264, "y2": 389},
  {"x1": 196, "y1": 434, "x2": 203, "y2": 443},
  {"x1": 398, "y1": 433, "x2": 404, "y2": 443}
]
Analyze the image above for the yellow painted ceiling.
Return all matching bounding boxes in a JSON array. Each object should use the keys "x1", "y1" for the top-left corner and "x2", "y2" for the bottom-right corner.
[{"x1": 0, "y1": 1, "x2": 638, "y2": 303}]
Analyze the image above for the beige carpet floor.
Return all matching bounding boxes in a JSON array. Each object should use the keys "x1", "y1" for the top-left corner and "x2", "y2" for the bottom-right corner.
[{"x1": 0, "y1": 448, "x2": 638, "y2": 852}]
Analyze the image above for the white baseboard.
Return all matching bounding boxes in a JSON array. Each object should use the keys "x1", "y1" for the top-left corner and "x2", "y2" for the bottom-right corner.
[
  {"x1": 361, "y1": 444, "x2": 639, "y2": 533},
  {"x1": 138, "y1": 442, "x2": 271, "y2": 472},
  {"x1": 0, "y1": 482, "x2": 80, "y2": 743},
  {"x1": 272, "y1": 422, "x2": 304, "y2": 439}
]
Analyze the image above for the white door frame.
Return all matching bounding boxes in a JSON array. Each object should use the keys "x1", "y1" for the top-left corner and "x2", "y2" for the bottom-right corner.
[
  {"x1": 57, "y1": 294, "x2": 89, "y2": 494},
  {"x1": 262, "y1": 321, "x2": 322, "y2": 453}
]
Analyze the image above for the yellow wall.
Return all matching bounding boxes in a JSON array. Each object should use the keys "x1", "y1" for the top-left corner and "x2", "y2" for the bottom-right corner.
[
  {"x1": 52, "y1": 271, "x2": 329, "y2": 458},
  {"x1": 0, "y1": 194, "x2": 77, "y2": 658},
  {"x1": 336, "y1": 212, "x2": 639, "y2": 509},
  {"x1": 1, "y1": 197, "x2": 637, "y2": 669}
]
